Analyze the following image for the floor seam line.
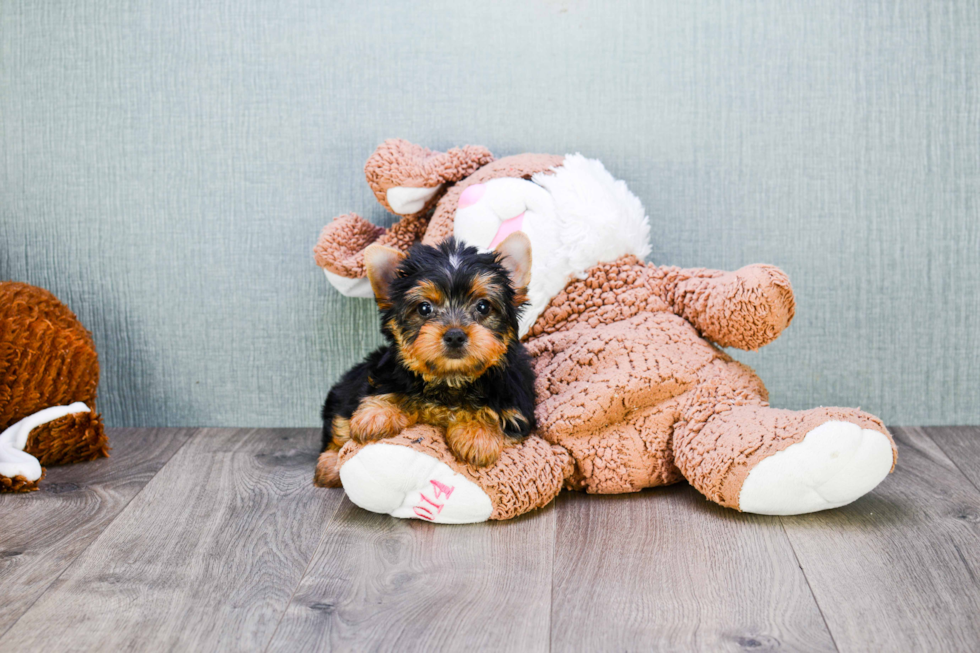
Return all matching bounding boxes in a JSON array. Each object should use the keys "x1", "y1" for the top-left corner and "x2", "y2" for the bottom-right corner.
[
  {"x1": 0, "y1": 427, "x2": 200, "y2": 644},
  {"x1": 922, "y1": 427, "x2": 980, "y2": 496},
  {"x1": 548, "y1": 500, "x2": 558, "y2": 653},
  {"x1": 779, "y1": 518, "x2": 841, "y2": 653},
  {"x1": 261, "y1": 490, "x2": 347, "y2": 652}
]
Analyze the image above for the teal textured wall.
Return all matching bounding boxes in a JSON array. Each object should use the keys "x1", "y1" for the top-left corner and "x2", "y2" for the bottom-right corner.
[{"x1": 2, "y1": 0, "x2": 978, "y2": 426}]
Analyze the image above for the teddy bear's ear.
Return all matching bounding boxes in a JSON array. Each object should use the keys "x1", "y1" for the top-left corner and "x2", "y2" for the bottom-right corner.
[
  {"x1": 386, "y1": 186, "x2": 442, "y2": 216},
  {"x1": 364, "y1": 244, "x2": 407, "y2": 306},
  {"x1": 365, "y1": 139, "x2": 494, "y2": 216},
  {"x1": 494, "y1": 232, "x2": 532, "y2": 292}
]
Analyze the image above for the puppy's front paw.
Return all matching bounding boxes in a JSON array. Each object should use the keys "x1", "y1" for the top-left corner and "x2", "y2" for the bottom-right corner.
[
  {"x1": 499, "y1": 408, "x2": 531, "y2": 440},
  {"x1": 349, "y1": 395, "x2": 412, "y2": 442},
  {"x1": 446, "y1": 420, "x2": 505, "y2": 467},
  {"x1": 313, "y1": 450, "x2": 342, "y2": 488}
]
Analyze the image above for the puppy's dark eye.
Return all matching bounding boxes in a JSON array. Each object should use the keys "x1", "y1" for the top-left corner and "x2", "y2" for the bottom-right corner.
[
  {"x1": 476, "y1": 299, "x2": 491, "y2": 315},
  {"x1": 417, "y1": 302, "x2": 432, "y2": 317}
]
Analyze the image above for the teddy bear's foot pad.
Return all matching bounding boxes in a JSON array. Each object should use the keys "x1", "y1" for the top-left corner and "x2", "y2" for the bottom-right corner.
[
  {"x1": 738, "y1": 420, "x2": 894, "y2": 515},
  {"x1": 340, "y1": 443, "x2": 493, "y2": 524}
]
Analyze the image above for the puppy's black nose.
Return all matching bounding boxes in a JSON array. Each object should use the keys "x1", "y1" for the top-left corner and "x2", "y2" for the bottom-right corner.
[{"x1": 443, "y1": 328, "x2": 468, "y2": 348}]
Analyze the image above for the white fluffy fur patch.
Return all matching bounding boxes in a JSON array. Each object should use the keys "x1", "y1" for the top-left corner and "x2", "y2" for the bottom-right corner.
[
  {"x1": 532, "y1": 154, "x2": 651, "y2": 271},
  {"x1": 453, "y1": 154, "x2": 652, "y2": 335}
]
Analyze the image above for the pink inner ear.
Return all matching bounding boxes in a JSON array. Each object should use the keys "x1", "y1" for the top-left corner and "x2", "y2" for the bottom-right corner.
[
  {"x1": 458, "y1": 183, "x2": 486, "y2": 209},
  {"x1": 489, "y1": 212, "x2": 525, "y2": 250}
]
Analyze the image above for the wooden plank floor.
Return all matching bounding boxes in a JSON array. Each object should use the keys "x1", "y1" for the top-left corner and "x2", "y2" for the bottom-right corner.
[{"x1": 2, "y1": 426, "x2": 979, "y2": 652}]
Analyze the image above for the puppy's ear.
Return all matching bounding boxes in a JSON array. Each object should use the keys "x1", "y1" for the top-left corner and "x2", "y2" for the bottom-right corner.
[
  {"x1": 364, "y1": 245, "x2": 406, "y2": 305},
  {"x1": 494, "y1": 232, "x2": 532, "y2": 291}
]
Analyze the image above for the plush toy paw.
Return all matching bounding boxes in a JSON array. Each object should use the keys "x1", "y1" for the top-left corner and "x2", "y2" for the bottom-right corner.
[
  {"x1": 333, "y1": 426, "x2": 572, "y2": 523},
  {"x1": 340, "y1": 442, "x2": 494, "y2": 524},
  {"x1": 738, "y1": 420, "x2": 896, "y2": 515},
  {"x1": 724, "y1": 264, "x2": 796, "y2": 350}
]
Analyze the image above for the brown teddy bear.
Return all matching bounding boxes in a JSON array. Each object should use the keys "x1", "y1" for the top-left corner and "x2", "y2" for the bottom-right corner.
[
  {"x1": 313, "y1": 140, "x2": 896, "y2": 523},
  {"x1": 0, "y1": 282, "x2": 109, "y2": 492}
]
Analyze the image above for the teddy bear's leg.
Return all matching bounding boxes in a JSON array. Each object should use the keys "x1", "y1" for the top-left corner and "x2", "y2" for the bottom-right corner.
[
  {"x1": 330, "y1": 426, "x2": 571, "y2": 523},
  {"x1": 672, "y1": 359, "x2": 896, "y2": 515},
  {"x1": 552, "y1": 400, "x2": 686, "y2": 495}
]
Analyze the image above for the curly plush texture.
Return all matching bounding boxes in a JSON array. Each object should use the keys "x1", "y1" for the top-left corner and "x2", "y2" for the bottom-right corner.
[
  {"x1": 523, "y1": 256, "x2": 891, "y2": 503},
  {"x1": 526, "y1": 256, "x2": 795, "y2": 349},
  {"x1": 660, "y1": 264, "x2": 796, "y2": 351},
  {"x1": 365, "y1": 139, "x2": 494, "y2": 212},
  {"x1": 314, "y1": 149, "x2": 563, "y2": 281},
  {"x1": 0, "y1": 283, "x2": 100, "y2": 428},
  {"x1": 24, "y1": 411, "x2": 109, "y2": 467},
  {"x1": 313, "y1": 214, "x2": 387, "y2": 278},
  {"x1": 0, "y1": 281, "x2": 109, "y2": 492},
  {"x1": 0, "y1": 469, "x2": 44, "y2": 493}
]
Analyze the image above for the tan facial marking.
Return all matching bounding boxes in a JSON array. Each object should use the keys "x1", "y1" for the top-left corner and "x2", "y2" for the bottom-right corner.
[
  {"x1": 405, "y1": 280, "x2": 445, "y2": 306},
  {"x1": 469, "y1": 273, "x2": 495, "y2": 299},
  {"x1": 456, "y1": 323, "x2": 508, "y2": 371},
  {"x1": 396, "y1": 322, "x2": 447, "y2": 375},
  {"x1": 391, "y1": 321, "x2": 506, "y2": 386}
]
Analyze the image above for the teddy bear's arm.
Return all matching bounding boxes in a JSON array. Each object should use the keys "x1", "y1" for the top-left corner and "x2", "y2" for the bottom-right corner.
[
  {"x1": 314, "y1": 211, "x2": 422, "y2": 280},
  {"x1": 651, "y1": 264, "x2": 796, "y2": 350}
]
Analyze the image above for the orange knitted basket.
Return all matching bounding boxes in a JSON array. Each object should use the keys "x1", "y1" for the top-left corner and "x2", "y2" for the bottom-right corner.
[{"x1": 0, "y1": 282, "x2": 109, "y2": 492}]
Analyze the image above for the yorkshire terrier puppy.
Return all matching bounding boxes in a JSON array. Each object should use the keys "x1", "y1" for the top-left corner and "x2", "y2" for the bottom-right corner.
[{"x1": 315, "y1": 233, "x2": 536, "y2": 487}]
